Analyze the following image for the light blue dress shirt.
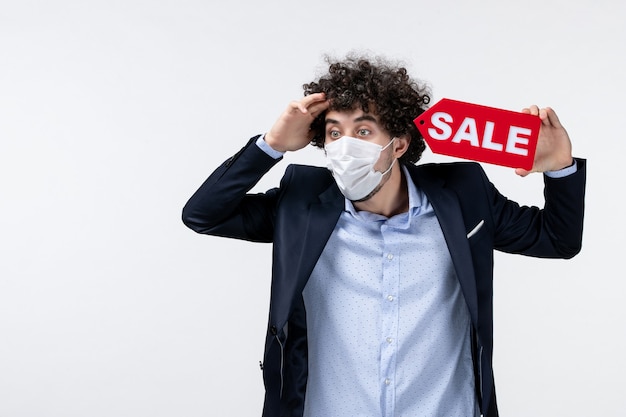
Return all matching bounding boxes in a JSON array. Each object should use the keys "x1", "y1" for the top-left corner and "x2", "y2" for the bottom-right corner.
[{"x1": 301, "y1": 165, "x2": 479, "y2": 417}]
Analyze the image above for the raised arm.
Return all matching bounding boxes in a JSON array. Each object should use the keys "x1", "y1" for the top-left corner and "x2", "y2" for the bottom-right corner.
[{"x1": 182, "y1": 93, "x2": 329, "y2": 242}]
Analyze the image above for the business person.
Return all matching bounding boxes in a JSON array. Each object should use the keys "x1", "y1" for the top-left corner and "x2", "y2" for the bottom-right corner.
[{"x1": 182, "y1": 55, "x2": 586, "y2": 417}]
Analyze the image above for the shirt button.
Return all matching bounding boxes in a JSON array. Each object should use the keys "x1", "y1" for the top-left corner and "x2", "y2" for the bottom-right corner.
[
  {"x1": 387, "y1": 295, "x2": 394, "y2": 302},
  {"x1": 387, "y1": 253, "x2": 394, "y2": 260},
  {"x1": 386, "y1": 337, "x2": 393, "y2": 344},
  {"x1": 385, "y1": 378, "x2": 391, "y2": 385}
]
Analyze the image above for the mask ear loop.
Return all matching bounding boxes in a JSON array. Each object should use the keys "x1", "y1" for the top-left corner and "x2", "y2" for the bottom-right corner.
[
  {"x1": 381, "y1": 137, "x2": 396, "y2": 152},
  {"x1": 378, "y1": 137, "x2": 398, "y2": 177},
  {"x1": 379, "y1": 158, "x2": 397, "y2": 177}
]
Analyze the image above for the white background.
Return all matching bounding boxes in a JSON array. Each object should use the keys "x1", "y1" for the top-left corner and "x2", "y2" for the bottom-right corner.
[{"x1": 1, "y1": 0, "x2": 624, "y2": 416}]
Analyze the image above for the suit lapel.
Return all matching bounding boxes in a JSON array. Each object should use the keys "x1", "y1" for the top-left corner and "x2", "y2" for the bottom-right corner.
[
  {"x1": 409, "y1": 166, "x2": 479, "y2": 326},
  {"x1": 296, "y1": 184, "x2": 344, "y2": 289},
  {"x1": 273, "y1": 182, "x2": 344, "y2": 329}
]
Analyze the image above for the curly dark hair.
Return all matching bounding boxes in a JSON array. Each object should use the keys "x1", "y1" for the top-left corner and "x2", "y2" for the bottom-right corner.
[{"x1": 303, "y1": 55, "x2": 431, "y2": 164}]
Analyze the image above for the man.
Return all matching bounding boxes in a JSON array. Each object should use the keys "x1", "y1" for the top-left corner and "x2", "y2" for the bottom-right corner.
[{"x1": 182, "y1": 56, "x2": 586, "y2": 417}]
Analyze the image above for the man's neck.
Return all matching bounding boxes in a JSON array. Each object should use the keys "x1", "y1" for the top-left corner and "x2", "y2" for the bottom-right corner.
[{"x1": 352, "y1": 166, "x2": 409, "y2": 218}]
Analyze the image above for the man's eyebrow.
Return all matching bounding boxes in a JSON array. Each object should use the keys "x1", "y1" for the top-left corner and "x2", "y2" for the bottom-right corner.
[
  {"x1": 325, "y1": 115, "x2": 378, "y2": 125},
  {"x1": 354, "y1": 115, "x2": 378, "y2": 123}
]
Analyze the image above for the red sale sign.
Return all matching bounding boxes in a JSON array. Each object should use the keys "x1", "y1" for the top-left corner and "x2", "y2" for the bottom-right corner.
[{"x1": 413, "y1": 99, "x2": 540, "y2": 170}]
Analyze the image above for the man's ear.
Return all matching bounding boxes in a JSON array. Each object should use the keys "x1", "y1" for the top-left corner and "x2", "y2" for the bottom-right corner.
[{"x1": 393, "y1": 134, "x2": 411, "y2": 158}]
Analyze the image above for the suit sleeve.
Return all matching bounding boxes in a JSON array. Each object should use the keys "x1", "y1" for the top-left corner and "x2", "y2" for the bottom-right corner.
[
  {"x1": 487, "y1": 158, "x2": 586, "y2": 259},
  {"x1": 181, "y1": 136, "x2": 284, "y2": 243}
]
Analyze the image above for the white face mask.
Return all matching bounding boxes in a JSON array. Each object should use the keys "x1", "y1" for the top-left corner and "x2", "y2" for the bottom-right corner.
[{"x1": 325, "y1": 136, "x2": 396, "y2": 201}]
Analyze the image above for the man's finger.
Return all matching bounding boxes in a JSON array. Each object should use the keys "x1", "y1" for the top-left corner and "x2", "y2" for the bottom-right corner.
[
  {"x1": 288, "y1": 100, "x2": 307, "y2": 114},
  {"x1": 308, "y1": 100, "x2": 330, "y2": 116},
  {"x1": 301, "y1": 92, "x2": 327, "y2": 108},
  {"x1": 544, "y1": 107, "x2": 563, "y2": 128}
]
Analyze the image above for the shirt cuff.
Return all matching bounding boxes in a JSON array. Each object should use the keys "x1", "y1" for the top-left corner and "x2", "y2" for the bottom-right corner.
[
  {"x1": 255, "y1": 135, "x2": 285, "y2": 160},
  {"x1": 544, "y1": 159, "x2": 578, "y2": 178}
]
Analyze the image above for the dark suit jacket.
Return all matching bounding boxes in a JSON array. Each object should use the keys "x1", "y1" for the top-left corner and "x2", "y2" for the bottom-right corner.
[{"x1": 182, "y1": 136, "x2": 586, "y2": 417}]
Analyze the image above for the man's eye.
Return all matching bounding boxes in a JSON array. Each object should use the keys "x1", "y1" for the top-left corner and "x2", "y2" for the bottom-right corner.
[
  {"x1": 329, "y1": 131, "x2": 341, "y2": 138},
  {"x1": 357, "y1": 129, "x2": 371, "y2": 136}
]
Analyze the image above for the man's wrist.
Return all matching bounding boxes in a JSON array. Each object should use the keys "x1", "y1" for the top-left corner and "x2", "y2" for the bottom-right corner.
[
  {"x1": 545, "y1": 158, "x2": 577, "y2": 178},
  {"x1": 256, "y1": 134, "x2": 285, "y2": 159}
]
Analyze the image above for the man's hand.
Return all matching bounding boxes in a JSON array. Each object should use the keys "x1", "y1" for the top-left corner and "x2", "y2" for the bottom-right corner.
[
  {"x1": 515, "y1": 105, "x2": 574, "y2": 177},
  {"x1": 264, "y1": 93, "x2": 329, "y2": 153}
]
